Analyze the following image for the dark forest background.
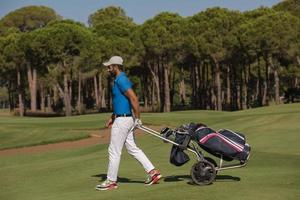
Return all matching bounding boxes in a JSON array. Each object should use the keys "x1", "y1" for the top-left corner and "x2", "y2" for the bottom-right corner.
[{"x1": 0, "y1": 0, "x2": 300, "y2": 116}]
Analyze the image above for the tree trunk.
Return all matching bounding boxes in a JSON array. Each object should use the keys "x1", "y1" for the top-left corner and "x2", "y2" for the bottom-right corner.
[
  {"x1": 199, "y1": 63, "x2": 205, "y2": 109},
  {"x1": 143, "y1": 75, "x2": 149, "y2": 109},
  {"x1": 106, "y1": 76, "x2": 112, "y2": 109},
  {"x1": 216, "y1": 66, "x2": 222, "y2": 110},
  {"x1": 69, "y1": 79, "x2": 72, "y2": 107},
  {"x1": 202, "y1": 62, "x2": 207, "y2": 109},
  {"x1": 101, "y1": 88, "x2": 106, "y2": 108},
  {"x1": 144, "y1": 86, "x2": 148, "y2": 109},
  {"x1": 255, "y1": 80, "x2": 259, "y2": 102},
  {"x1": 94, "y1": 74, "x2": 99, "y2": 108},
  {"x1": 211, "y1": 86, "x2": 217, "y2": 110},
  {"x1": 8, "y1": 80, "x2": 13, "y2": 111},
  {"x1": 205, "y1": 63, "x2": 210, "y2": 109},
  {"x1": 163, "y1": 63, "x2": 171, "y2": 112},
  {"x1": 226, "y1": 65, "x2": 231, "y2": 110},
  {"x1": 40, "y1": 86, "x2": 46, "y2": 112},
  {"x1": 269, "y1": 56, "x2": 280, "y2": 104},
  {"x1": 27, "y1": 64, "x2": 37, "y2": 111},
  {"x1": 17, "y1": 67, "x2": 24, "y2": 116},
  {"x1": 147, "y1": 76, "x2": 151, "y2": 109},
  {"x1": 237, "y1": 85, "x2": 241, "y2": 110},
  {"x1": 247, "y1": 62, "x2": 251, "y2": 108},
  {"x1": 63, "y1": 74, "x2": 72, "y2": 116},
  {"x1": 295, "y1": 77, "x2": 299, "y2": 88},
  {"x1": 170, "y1": 69, "x2": 176, "y2": 108},
  {"x1": 212, "y1": 56, "x2": 222, "y2": 110},
  {"x1": 158, "y1": 58, "x2": 164, "y2": 111},
  {"x1": 8, "y1": 80, "x2": 14, "y2": 111},
  {"x1": 47, "y1": 94, "x2": 52, "y2": 112},
  {"x1": 53, "y1": 85, "x2": 60, "y2": 106},
  {"x1": 190, "y1": 63, "x2": 196, "y2": 108},
  {"x1": 257, "y1": 54, "x2": 262, "y2": 106},
  {"x1": 262, "y1": 55, "x2": 270, "y2": 106},
  {"x1": 147, "y1": 62, "x2": 160, "y2": 111},
  {"x1": 274, "y1": 69, "x2": 280, "y2": 104},
  {"x1": 262, "y1": 81, "x2": 268, "y2": 106},
  {"x1": 241, "y1": 65, "x2": 248, "y2": 110},
  {"x1": 179, "y1": 66, "x2": 186, "y2": 106},
  {"x1": 296, "y1": 56, "x2": 300, "y2": 87},
  {"x1": 195, "y1": 63, "x2": 201, "y2": 108},
  {"x1": 77, "y1": 72, "x2": 83, "y2": 114},
  {"x1": 232, "y1": 64, "x2": 238, "y2": 110},
  {"x1": 297, "y1": 56, "x2": 300, "y2": 67},
  {"x1": 98, "y1": 74, "x2": 102, "y2": 108},
  {"x1": 151, "y1": 81, "x2": 156, "y2": 111},
  {"x1": 98, "y1": 73, "x2": 105, "y2": 109}
]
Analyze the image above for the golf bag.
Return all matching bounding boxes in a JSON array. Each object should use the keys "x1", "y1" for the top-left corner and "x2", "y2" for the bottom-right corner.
[
  {"x1": 169, "y1": 132, "x2": 190, "y2": 166},
  {"x1": 164, "y1": 123, "x2": 251, "y2": 166},
  {"x1": 194, "y1": 126, "x2": 251, "y2": 162}
]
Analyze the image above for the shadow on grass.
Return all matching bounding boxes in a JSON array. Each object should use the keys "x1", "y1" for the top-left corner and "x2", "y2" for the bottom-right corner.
[
  {"x1": 164, "y1": 174, "x2": 240, "y2": 183},
  {"x1": 215, "y1": 175, "x2": 241, "y2": 182},
  {"x1": 92, "y1": 173, "x2": 240, "y2": 185},
  {"x1": 92, "y1": 174, "x2": 144, "y2": 183},
  {"x1": 164, "y1": 175, "x2": 190, "y2": 182}
]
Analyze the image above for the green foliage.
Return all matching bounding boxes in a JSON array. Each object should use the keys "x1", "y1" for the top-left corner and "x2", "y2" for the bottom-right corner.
[
  {"x1": 0, "y1": 32, "x2": 25, "y2": 91},
  {"x1": 240, "y1": 7, "x2": 300, "y2": 58},
  {"x1": 243, "y1": 7, "x2": 275, "y2": 20},
  {"x1": 237, "y1": 8, "x2": 300, "y2": 92},
  {"x1": 1, "y1": 2, "x2": 300, "y2": 113},
  {"x1": 141, "y1": 12, "x2": 184, "y2": 59},
  {"x1": 88, "y1": 6, "x2": 138, "y2": 66},
  {"x1": 0, "y1": 87, "x2": 8, "y2": 102},
  {"x1": 251, "y1": 11, "x2": 299, "y2": 55},
  {"x1": 190, "y1": 8, "x2": 243, "y2": 61},
  {"x1": 89, "y1": 6, "x2": 134, "y2": 38},
  {"x1": 274, "y1": 0, "x2": 300, "y2": 18},
  {"x1": 21, "y1": 20, "x2": 94, "y2": 69},
  {"x1": 2, "y1": 32, "x2": 25, "y2": 66},
  {"x1": 0, "y1": 5, "x2": 60, "y2": 35}
]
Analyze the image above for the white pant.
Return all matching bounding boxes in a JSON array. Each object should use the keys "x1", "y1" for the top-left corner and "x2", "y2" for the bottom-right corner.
[{"x1": 106, "y1": 117, "x2": 155, "y2": 182}]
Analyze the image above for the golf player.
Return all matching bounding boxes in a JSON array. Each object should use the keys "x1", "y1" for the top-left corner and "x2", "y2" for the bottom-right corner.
[{"x1": 96, "y1": 56, "x2": 161, "y2": 191}]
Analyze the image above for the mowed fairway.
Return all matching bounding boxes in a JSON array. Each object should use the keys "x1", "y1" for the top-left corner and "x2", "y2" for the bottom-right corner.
[{"x1": 0, "y1": 104, "x2": 300, "y2": 200}]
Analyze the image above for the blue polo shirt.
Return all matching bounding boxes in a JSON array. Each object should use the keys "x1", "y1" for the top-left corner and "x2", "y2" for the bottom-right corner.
[{"x1": 112, "y1": 72, "x2": 132, "y2": 115}]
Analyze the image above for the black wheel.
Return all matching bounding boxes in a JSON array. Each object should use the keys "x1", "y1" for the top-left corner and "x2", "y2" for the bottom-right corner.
[
  {"x1": 204, "y1": 157, "x2": 218, "y2": 167},
  {"x1": 190, "y1": 160, "x2": 216, "y2": 185},
  {"x1": 204, "y1": 157, "x2": 218, "y2": 175}
]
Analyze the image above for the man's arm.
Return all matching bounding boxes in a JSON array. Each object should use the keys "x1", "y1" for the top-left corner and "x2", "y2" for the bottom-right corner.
[
  {"x1": 125, "y1": 88, "x2": 140, "y2": 119},
  {"x1": 105, "y1": 114, "x2": 115, "y2": 128}
]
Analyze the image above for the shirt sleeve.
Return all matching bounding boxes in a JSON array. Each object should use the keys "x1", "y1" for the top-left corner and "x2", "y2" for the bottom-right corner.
[{"x1": 117, "y1": 76, "x2": 132, "y2": 94}]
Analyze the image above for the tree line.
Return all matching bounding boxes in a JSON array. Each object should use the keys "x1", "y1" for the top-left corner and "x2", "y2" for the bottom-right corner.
[{"x1": 0, "y1": 0, "x2": 300, "y2": 116}]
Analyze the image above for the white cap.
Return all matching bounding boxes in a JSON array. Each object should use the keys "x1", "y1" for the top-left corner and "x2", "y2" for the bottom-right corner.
[{"x1": 103, "y1": 56, "x2": 123, "y2": 66}]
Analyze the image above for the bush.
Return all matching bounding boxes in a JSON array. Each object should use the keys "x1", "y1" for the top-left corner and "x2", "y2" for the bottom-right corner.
[{"x1": 24, "y1": 110, "x2": 64, "y2": 117}]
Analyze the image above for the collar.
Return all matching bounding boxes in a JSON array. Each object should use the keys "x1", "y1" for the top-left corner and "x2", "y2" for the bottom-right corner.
[{"x1": 115, "y1": 72, "x2": 125, "y2": 82}]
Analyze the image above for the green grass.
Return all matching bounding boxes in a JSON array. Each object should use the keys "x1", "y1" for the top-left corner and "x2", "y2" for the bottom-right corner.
[
  {"x1": 0, "y1": 113, "x2": 110, "y2": 149},
  {"x1": 0, "y1": 104, "x2": 300, "y2": 200}
]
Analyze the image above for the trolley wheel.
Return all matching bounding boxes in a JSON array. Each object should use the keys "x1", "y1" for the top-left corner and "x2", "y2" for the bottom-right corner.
[
  {"x1": 204, "y1": 157, "x2": 218, "y2": 175},
  {"x1": 190, "y1": 160, "x2": 216, "y2": 185}
]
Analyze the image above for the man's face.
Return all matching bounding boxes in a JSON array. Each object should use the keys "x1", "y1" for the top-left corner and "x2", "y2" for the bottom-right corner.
[{"x1": 107, "y1": 65, "x2": 116, "y2": 77}]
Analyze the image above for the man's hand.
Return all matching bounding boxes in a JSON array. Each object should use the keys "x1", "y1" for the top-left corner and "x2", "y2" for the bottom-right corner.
[
  {"x1": 105, "y1": 116, "x2": 114, "y2": 128},
  {"x1": 134, "y1": 118, "x2": 142, "y2": 127},
  {"x1": 129, "y1": 118, "x2": 142, "y2": 133}
]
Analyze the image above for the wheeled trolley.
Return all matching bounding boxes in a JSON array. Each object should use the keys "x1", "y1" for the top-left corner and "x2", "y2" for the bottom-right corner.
[{"x1": 136, "y1": 123, "x2": 251, "y2": 185}]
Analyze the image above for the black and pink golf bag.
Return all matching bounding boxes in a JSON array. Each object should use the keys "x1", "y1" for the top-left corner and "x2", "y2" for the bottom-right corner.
[
  {"x1": 192, "y1": 125, "x2": 251, "y2": 162},
  {"x1": 165, "y1": 123, "x2": 251, "y2": 166}
]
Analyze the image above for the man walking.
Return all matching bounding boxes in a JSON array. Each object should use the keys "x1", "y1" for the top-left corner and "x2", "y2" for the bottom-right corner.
[{"x1": 96, "y1": 56, "x2": 161, "y2": 191}]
